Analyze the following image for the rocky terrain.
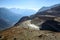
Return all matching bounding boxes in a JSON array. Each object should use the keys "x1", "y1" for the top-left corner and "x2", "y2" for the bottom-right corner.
[
  {"x1": 0, "y1": 4, "x2": 60, "y2": 40},
  {"x1": 0, "y1": 21, "x2": 60, "y2": 40}
]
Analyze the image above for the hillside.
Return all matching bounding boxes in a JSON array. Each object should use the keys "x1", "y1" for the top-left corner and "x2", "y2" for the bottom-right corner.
[{"x1": 0, "y1": 21, "x2": 60, "y2": 40}]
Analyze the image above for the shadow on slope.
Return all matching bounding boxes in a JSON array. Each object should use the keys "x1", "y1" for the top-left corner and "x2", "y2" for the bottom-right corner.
[{"x1": 40, "y1": 20, "x2": 60, "y2": 32}]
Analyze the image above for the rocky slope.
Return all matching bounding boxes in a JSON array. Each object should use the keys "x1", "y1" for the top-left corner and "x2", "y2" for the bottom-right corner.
[{"x1": 0, "y1": 21, "x2": 60, "y2": 40}]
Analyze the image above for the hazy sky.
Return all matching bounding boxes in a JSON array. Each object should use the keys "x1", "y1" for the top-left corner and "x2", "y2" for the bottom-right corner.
[{"x1": 0, "y1": 0, "x2": 60, "y2": 10}]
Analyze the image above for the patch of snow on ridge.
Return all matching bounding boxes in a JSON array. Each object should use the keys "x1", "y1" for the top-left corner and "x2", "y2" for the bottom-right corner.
[
  {"x1": 27, "y1": 24, "x2": 39, "y2": 30},
  {"x1": 20, "y1": 20, "x2": 40, "y2": 30}
]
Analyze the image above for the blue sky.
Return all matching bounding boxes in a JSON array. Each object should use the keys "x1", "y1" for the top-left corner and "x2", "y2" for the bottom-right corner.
[{"x1": 0, "y1": 0, "x2": 60, "y2": 11}]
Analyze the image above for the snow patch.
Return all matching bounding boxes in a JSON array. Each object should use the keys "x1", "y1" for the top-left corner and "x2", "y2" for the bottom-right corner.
[{"x1": 27, "y1": 24, "x2": 39, "y2": 30}]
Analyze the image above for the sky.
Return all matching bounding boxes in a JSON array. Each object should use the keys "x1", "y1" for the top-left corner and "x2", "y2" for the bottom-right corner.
[{"x1": 0, "y1": 0, "x2": 60, "y2": 11}]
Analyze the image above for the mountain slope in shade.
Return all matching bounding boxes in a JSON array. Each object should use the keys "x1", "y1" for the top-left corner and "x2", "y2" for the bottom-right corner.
[
  {"x1": 0, "y1": 18, "x2": 10, "y2": 30},
  {"x1": 38, "y1": 7, "x2": 50, "y2": 12},
  {"x1": 0, "y1": 8, "x2": 22, "y2": 30}
]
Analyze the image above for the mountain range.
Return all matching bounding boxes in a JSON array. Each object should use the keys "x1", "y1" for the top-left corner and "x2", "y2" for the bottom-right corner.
[
  {"x1": 0, "y1": 4, "x2": 60, "y2": 31},
  {"x1": 0, "y1": 4, "x2": 60, "y2": 40},
  {"x1": 10, "y1": 8, "x2": 36, "y2": 16},
  {"x1": 0, "y1": 8, "x2": 36, "y2": 30}
]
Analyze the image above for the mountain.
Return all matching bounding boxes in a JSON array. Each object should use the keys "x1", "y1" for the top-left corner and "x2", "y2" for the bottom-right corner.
[
  {"x1": 30, "y1": 4, "x2": 60, "y2": 32},
  {"x1": 15, "y1": 4, "x2": 60, "y2": 25},
  {"x1": 0, "y1": 4, "x2": 60, "y2": 31},
  {"x1": 35, "y1": 4, "x2": 60, "y2": 17},
  {"x1": 0, "y1": 8, "x2": 22, "y2": 30},
  {"x1": 0, "y1": 18, "x2": 10, "y2": 30},
  {"x1": 0, "y1": 8, "x2": 36, "y2": 30},
  {"x1": 10, "y1": 8, "x2": 36, "y2": 16},
  {"x1": 38, "y1": 7, "x2": 50, "y2": 12},
  {"x1": 15, "y1": 4, "x2": 60, "y2": 32}
]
